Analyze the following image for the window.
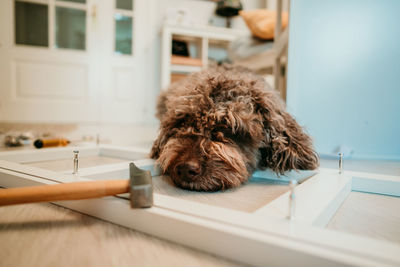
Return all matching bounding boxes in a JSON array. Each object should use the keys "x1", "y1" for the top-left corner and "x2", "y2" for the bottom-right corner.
[
  {"x1": 14, "y1": 0, "x2": 87, "y2": 50},
  {"x1": 114, "y1": 0, "x2": 134, "y2": 55},
  {"x1": 56, "y1": 6, "x2": 86, "y2": 50},
  {"x1": 14, "y1": 0, "x2": 137, "y2": 55},
  {"x1": 15, "y1": 1, "x2": 49, "y2": 47}
]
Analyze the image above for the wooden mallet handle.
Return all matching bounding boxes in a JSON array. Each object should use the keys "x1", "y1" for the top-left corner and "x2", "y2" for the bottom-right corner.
[{"x1": 0, "y1": 180, "x2": 129, "y2": 206}]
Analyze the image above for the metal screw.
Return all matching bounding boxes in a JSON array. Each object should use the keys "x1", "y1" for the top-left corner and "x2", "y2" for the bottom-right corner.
[
  {"x1": 73, "y1": 150, "x2": 79, "y2": 174},
  {"x1": 338, "y1": 153, "x2": 343, "y2": 174},
  {"x1": 288, "y1": 179, "x2": 298, "y2": 220}
]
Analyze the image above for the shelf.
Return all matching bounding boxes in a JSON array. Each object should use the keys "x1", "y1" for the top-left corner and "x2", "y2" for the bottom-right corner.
[
  {"x1": 171, "y1": 64, "x2": 202, "y2": 73},
  {"x1": 171, "y1": 55, "x2": 202, "y2": 66},
  {"x1": 164, "y1": 23, "x2": 248, "y2": 41},
  {"x1": 171, "y1": 73, "x2": 187, "y2": 83},
  {"x1": 162, "y1": 24, "x2": 246, "y2": 88}
]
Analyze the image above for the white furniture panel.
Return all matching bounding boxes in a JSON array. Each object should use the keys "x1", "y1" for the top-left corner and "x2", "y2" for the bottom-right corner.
[
  {"x1": 1, "y1": 146, "x2": 400, "y2": 266},
  {"x1": 14, "y1": 60, "x2": 87, "y2": 100},
  {"x1": 114, "y1": 67, "x2": 135, "y2": 101},
  {"x1": 0, "y1": 0, "x2": 151, "y2": 123}
]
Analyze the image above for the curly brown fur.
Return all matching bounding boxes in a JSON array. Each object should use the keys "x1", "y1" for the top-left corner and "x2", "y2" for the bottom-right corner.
[{"x1": 151, "y1": 65, "x2": 319, "y2": 191}]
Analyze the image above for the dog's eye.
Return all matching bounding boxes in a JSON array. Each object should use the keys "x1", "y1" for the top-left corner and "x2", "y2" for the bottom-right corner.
[{"x1": 211, "y1": 131, "x2": 224, "y2": 142}]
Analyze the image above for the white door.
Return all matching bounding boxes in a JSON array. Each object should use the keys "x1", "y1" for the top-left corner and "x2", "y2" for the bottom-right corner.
[
  {"x1": 0, "y1": 0, "x2": 148, "y2": 123},
  {"x1": 97, "y1": 0, "x2": 148, "y2": 123}
]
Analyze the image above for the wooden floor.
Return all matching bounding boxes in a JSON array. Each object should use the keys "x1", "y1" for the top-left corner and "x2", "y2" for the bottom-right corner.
[
  {"x1": 320, "y1": 158, "x2": 400, "y2": 176},
  {"x1": 0, "y1": 156, "x2": 399, "y2": 266},
  {"x1": 0, "y1": 202, "x2": 244, "y2": 267},
  {"x1": 327, "y1": 191, "x2": 400, "y2": 243},
  {"x1": 322, "y1": 158, "x2": 400, "y2": 243}
]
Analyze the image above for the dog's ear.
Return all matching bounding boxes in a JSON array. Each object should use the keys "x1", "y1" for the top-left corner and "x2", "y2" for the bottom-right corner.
[
  {"x1": 150, "y1": 114, "x2": 182, "y2": 159},
  {"x1": 150, "y1": 131, "x2": 162, "y2": 159},
  {"x1": 155, "y1": 91, "x2": 169, "y2": 121},
  {"x1": 151, "y1": 91, "x2": 170, "y2": 159},
  {"x1": 150, "y1": 127, "x2": 168, "y2": 159},
  {"x1": 256, "y1": 91, "x2": 319, "y2": 174},
  {"x1": 215, "y1": 101, "x2": 264, "y2": 146}
]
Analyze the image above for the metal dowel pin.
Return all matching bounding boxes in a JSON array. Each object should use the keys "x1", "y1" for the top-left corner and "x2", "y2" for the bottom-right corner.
[
  {"x1": 288, "y1": 179, "x2": 298, "y2": 221},
  {"x1": 338, "y1": 153, "x2": 343, "y2": 174},
  {"x1": 73, "y1": 150, "x2": 79, "y2": 175}
]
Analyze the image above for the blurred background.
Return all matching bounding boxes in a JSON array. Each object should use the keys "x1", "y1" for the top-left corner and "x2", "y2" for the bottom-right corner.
[{"x1": 0, "y1": 0, "x2": 399, "y2": 162}]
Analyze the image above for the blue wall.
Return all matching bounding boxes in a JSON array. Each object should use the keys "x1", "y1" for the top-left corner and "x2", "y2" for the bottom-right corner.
[{"x1": 287, "y1": 0, "x2": 400, "y2": 159}]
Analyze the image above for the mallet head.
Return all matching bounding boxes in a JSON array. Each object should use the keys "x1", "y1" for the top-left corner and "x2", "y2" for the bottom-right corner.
[{"x1": 129, "y1": 162, "x2": 153, "y2": 208}]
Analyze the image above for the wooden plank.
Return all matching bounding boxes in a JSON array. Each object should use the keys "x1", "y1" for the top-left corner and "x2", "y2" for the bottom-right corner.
[
  {"x1": 72, "y1": 159, "x2": 161, "y2": 178},
  {"x1": 170, "y1": 64, "x2": 202, "y2": 73},
  {"x1": 201, "y1": 37, "x2": 208, "y2": 68},
  {"x1": 164, "y1": 24, "x2": 246, "y2": 42},
  {"x1": 0, "y1": 145, "x2": 317, "y2": 183},
  {"x1": 0, "y1": 160, "x2": 83, "y2": 184},
  {"x1": 252, "y1": 169, "x2": 317, "y2": 183},
  {"x1": 171, "y1": 55, "x2": 203, "y2": 66},
  {"x1": 273, "y1": 27, "x2": 289, "y2": 58},
  {"x1": 27, "y1": 156, "x2": 129, "y2": 172},
  {"x1": 161, "y1": 26, "x2": 172, "y2": 89},
  {"x1": 348, "y1": 170, "x2": 400, "y2": 197},
  {"x1": 313, "y1": 177, "x2": 352, "y2": 227},
  {"x1": 99, "y1": 145, "x2": 149, "y2": 160},
  {"x1": 254, "y1": 169, "x2": 352, "y2": 226},
  {"x1": 171, "y1": 73, "x2": 188, "y2": 83},
  {"x1": 0, "y1": 146, "x2": 99, "y2": 163}
]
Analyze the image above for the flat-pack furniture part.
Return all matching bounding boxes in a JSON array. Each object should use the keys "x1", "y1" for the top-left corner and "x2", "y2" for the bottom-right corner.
[{"x1": 0, "y1": 145, "x2": 399, "y2": 267}]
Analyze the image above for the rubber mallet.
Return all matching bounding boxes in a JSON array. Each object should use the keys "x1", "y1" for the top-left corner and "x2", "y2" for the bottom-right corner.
[{"x1": 0, "y1": 162, "x2": 153, "y2": 208}]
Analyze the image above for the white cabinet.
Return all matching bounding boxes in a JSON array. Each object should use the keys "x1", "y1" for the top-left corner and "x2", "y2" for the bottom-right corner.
[{"x1": 0, "y1": 0, "x2": 149, "y2": 123}]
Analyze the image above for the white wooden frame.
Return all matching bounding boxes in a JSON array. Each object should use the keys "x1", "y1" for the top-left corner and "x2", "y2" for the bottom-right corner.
[
  {"x1": 3, "y1": 0, "x2": 148, "y2": 123},
  {"x1": 0, "y1": 146, "x2": 399, "y2": 266},
  {"x1": 113, "y1": 0, "x2": 135, "y2": 56},
  {"x1": 14, "y1": 0, "x2": 90, "y2": 51}
]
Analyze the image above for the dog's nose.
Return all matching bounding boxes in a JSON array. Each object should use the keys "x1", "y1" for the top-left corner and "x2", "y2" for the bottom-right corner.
[{"x1": 176, "y1": 161, "x2": 201, "y2": 181}]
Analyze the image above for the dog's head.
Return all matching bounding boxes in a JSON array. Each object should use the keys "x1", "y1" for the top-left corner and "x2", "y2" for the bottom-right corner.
[
  {"x1": 155, "y1": 136, "x2": 252, "y2": 191},
  {"x1": 151, "y1": 68, "x2": 319, "y2": 191}
]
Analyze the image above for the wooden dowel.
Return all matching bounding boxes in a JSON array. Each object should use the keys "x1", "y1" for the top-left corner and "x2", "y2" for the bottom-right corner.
[{"x1": 0, "y1": 180, "x2": 130, "y2": 206}]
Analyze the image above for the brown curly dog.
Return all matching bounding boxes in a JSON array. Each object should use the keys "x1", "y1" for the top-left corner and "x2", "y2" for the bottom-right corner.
[{"x1": 151, "y1": 65, "x2": 319, "y2": 191}]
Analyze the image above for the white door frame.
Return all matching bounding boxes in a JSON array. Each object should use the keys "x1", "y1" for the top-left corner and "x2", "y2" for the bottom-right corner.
[{"x1": 0, "y1": 0, "x2": 150, "y2": 123}]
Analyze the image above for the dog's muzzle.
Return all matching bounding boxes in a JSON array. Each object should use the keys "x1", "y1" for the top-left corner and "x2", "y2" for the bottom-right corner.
[{"x1": 176, "y1": 160, "x2": 202, "y2": 182}]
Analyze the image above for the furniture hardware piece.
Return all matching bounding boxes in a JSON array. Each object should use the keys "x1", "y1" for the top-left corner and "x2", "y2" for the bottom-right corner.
[
  {"x1": 73, "y1": 150, "x2": 79, "y2": 175},
  {"x1": 339, "y1": 153, "x2": 343, "y2": 174},
  {"x1": 288, "y1": 179, "x2": 297, "y2": 220}
]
